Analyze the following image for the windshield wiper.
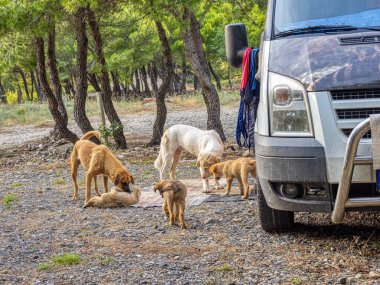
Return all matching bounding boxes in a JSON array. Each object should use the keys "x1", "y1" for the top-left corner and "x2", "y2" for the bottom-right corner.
[{"x1": 274, "y1": 25, "x2": 358, "y2": 39}]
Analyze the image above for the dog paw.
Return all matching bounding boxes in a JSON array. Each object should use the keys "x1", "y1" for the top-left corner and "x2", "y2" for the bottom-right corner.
[
  {"x1": 221, "y1": 193, "x2": 229, "y2": 197},
  {"x1": 214, "y1": 186, "x2": 224, "y2": 190},
  {"x1": 202, "y1": 189, "x2": 212, "y2": 193},
  {"x1": 241, "y1": 195, "x2": 248, "y2": 200}
]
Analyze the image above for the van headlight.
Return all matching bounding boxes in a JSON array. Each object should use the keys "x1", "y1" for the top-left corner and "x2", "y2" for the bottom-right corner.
[{"x1": 269, "y1": 72, "x2": 313, "y2": 137}]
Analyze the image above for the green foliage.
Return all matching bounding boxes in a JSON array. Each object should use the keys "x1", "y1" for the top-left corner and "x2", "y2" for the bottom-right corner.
[
  {"x1": 10, "y1": 183, "x2": 23, "y2": 188},
  {"x1": 215, "y1": 264, "x2": 233, "y2": 272},
  {"x1": 37, "y1": 263, "x2": 50, "y2": 271},
  {"x1": 51, "y1": 253, "x2": 81, "y2": 265},
  {"x1": 98, "y1": 122, "x2": 124, "y2": 146},
  {"x1": 2, "y1": 193, "x2": 15, "y2": 209}
]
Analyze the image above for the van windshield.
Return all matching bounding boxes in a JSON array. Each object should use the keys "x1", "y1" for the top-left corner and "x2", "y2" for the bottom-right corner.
[{"x1": 274, "y1": 0, "x2": 380, "y2": 35}]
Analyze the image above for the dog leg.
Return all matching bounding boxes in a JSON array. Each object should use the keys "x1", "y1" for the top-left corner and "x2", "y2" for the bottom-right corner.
[
  {"x1": 222, "y1": 177, "x2": 233, "y2": 196},
  {"x1": 200, "y1": 167, "x2": 211, "y2": 193},
  {"x1": 241, "y1": 173, "x2": 250, "y2": 199},
  {"x1": 103, "y1": 176, "x2": 108, "y2": 193},
  {"x1": 237, "y1": 177, "x2": 244, "y2": 196},
  {"x1": 170, "y1": 149, "x2": 182, "y2": 180},
  {"x1": 160, "y1": 154, "x2": 172, "y2": 181},
  {"x1": 70, "y1": 156, "x2": 80, "y2": 200},
  {"x1": 163, "y1": 201, "x2": 169, "y2": 221},
  {"x1": 178, "y1": 202, "x2": 187, "y2": 229},
  {"x1": 168, "y1": 199, "x2": 175, "y2": 226},
  {"x1": 85, "y1": 173, "x2": 94, "y2": 203},
  {"x1": 214, "y1": 178, "x2": 224, "y2": 190},
  {"x1": 93, "y1": 176, "x2": 101, "y2": 196}
]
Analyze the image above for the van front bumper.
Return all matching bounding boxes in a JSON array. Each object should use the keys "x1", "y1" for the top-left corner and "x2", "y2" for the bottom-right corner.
[{"x1": 255, "y1": 133, "x2": 333, "y2": 212}]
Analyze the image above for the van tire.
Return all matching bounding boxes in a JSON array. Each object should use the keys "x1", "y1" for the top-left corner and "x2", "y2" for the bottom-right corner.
[{"x1": 257, "y1": 180, "x2": 294, "y2": 232}]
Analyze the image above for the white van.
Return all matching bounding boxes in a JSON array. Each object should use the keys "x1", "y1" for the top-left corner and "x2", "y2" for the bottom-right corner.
[{"x1": 225, "y1": 0, "x2": 380, "y2": 231}]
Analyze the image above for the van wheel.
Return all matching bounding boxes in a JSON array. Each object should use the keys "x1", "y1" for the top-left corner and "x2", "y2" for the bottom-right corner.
[{"x1": 257, "y1": 180, "x2": 294, "y2": 232}]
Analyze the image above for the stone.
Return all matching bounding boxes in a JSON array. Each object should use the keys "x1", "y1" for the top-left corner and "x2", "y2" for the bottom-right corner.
[{"x1": 338, "y1": 277, "x2": 347, "y2": 284}]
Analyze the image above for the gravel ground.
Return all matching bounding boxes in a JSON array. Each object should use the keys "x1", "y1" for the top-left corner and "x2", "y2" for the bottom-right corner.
[{"x1": 1, "y1": 106, "x2": 380, "y2": 285}]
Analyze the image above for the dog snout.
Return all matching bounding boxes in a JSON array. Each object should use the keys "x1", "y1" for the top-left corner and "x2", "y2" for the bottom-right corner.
[{"x1": 121, "y1": 182, "x2": 131, "y2": 193}]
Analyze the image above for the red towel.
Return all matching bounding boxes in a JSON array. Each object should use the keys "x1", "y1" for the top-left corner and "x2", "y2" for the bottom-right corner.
[{"x1": 240, "y1": 48, "x2": 252, "y2": 90}]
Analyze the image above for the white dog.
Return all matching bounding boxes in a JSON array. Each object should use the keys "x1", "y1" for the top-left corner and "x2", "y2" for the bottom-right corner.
[{"x1": 154, "y1": 124, "x2": 224, "y2": 193}]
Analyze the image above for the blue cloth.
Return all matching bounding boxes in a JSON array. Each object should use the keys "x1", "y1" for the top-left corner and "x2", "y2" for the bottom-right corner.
[{"x1": 236, "y1": 48, "x2": 260, "y2": 149}]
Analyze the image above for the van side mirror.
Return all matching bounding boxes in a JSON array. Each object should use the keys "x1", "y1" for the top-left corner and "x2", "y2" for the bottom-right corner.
[{"x1": 225, "y1": 23, "x2": 248, "y2": 68}]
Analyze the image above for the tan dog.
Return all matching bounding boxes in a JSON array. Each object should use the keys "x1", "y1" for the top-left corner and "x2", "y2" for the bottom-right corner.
[
  {"x1": 70, "y1": 131, "x2": 134, "y2": 203},
  {"x1": 210, "y1": 157, "x2": 257, "y2": 199},
  {"x1": 153, "y1": 180, "x2": 187, "y2": 229},
  {"x1": 83, "y1": 187, "x2": 141, "y2": 208}
]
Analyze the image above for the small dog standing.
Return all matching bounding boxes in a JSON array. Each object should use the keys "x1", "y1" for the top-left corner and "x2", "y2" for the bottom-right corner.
[
  {"x1": 83, "y1": 187, "x2": 141, "y2": 208},
  {"x1": 153, "y1": 180, "x2": 187, "y2": 229},
  {"x1": 210, "y1": 157, "x2": 257, "y2": 199}
]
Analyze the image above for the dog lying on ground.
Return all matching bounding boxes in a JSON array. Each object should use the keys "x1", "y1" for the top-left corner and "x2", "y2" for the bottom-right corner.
[
  {"x1": 83, "y1": 186, "x2": 141, "y2": 208},
  {"x1": 70, "y1": 131, "x2": 134, "y2": 203},
  {"x1": 154, "y1": 124, "x2": 224, "y2": 193},
  {"x1": 210, "y1": 157, "x2": 257, "y2": 199},
  {"x1": 153, "y1": 180, "x2": 187, "y2": 229}
]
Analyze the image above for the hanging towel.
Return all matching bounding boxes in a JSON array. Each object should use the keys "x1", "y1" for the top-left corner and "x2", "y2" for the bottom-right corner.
[{"x1": 236, "y1": 48, "x2": 260, "y2": 149}]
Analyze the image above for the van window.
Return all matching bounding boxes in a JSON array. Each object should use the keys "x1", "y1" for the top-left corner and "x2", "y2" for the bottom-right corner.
[{"x1": 274, "y1": 0, "x2": 380, "y2": 34}]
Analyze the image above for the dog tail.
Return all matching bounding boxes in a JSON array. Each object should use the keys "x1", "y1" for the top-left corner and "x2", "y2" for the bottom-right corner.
[
  {"x1": 80, "y1": 131, "x2": 101, "y2": 144},
  {"x1": 154, "y1": 130, "x2": 169, "y2": 170}
]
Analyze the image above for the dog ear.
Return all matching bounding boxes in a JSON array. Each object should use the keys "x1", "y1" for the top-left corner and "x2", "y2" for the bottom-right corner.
[
  {"x1": 114, "y1": 175, "x2": 120, "y2": 186},
  {"x1": 130, "y1": 175, "x2": 135, "y2": 184},
  {"x1": 210, "y1": 164, "x2": 216, "y2": 173}
]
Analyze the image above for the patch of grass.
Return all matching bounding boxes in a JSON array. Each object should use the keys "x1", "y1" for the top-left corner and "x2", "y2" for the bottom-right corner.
[
  {"x1": 37, "y1": 263, "x2": 50, "y2": 271},
  {"x1": 291, "y1": 277, "x2": 303, "y2": 284},
  {"x1": 99, "y1": 256, "x2": 113, "y2": 266},
  {"x1": 141, "y1": 169, "x2": 152, "y2": 176},
  {"x1": 215, "y1": 264, "x2": 233, "y2": 272},
  {"x1": 51, "y1": 253, "x2": 81, "y2": 266},
  {"x1": 53, "y1": 178, "x2": 65, "y2": 185},
  {"x1": 2, "y1": 193, "x2": 15, "y2": 209},
  {"x1": 10, "y1": 182, "x2": 23, "y2": 188},
  {"x1": 192, "y1": 205, "x2": 208, "y2": 211}
]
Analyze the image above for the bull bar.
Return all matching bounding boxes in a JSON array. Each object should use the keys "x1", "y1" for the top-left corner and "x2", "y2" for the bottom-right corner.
[{"x1": 331, "y1": 117, "x2": 380, "y2": 223}]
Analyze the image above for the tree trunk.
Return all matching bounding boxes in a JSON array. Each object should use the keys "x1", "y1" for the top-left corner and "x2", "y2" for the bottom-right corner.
[
  {"x1": 87, "y1": 72, "x2": 102, "y2": 92},
  {"x1": 87, "y1": 7, "x2": 127, "y2": 149},
  {"x1": 111, "y1": 71, "x2": 122, "y2": 98},
  {"x1": 208, "y1": 62, "x2": 221, "y2": 90},
  {"x1": 30, "y1": 71, "x2": 34, "y2": 101},
  {"x1": 180, "y1": 54, "x2": 187, "y2": 94},
  {"x1": 148, "y1": 63, "x2": 158, "y2": 92},
  {"x1": 48, "y1": 25, "x2": 68, "y2": 130},
  {"x1": 148, "y1": 21, "x2": 174, "y2": 146},
  {"x1": 35, "y1": 37, "x2": 78, "y2": 143},
  {"x1": 17, "y1": 68, "x2": 31, "y2": 101},
  {"x1": 74, "y1": 7, "x2": 94, "y2": 134},
  {"x1": 16, "y1": 83, "x2": 23, "y2": 103},
  {"x1": 193, "y1": 74, "x2": 200, "y2": 90},
  {"x1": 181, "y1": 8, "x2": 225, "y2": 141},
  {"x1": 140, "y1": 66, "x2": 150, "y2": 96},
  {"x1": 0, "y1": 77, "x2": 5, "y2": 94},
  {"x1": 32, "y1": 69, "x2": 44, "y2": 102},
  {"x1": 134, "y1": 69, "x2": 141, "y2": 95}
]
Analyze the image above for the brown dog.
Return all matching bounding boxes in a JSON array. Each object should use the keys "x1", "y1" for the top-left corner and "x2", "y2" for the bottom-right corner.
[
  {"x1": 83, "y1": 186, "x2": 141, "y2": 208},
  {"x1": 153, "y1": 180, "x2": 187, "y2": 229},
  {"x1": 70, "y1": 131, "x2": 134, "y2": 203},
  {"x1": 210, "y1": 157, "x2": 257, "y2": 199}
]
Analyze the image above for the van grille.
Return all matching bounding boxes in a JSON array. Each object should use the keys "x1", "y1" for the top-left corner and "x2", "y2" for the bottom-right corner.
[
  {"x1": 331, "y1": 89, "x2": 380, "y2": 139},
  {"x1": 331, "y1": 89, "x2": 380, "y2": 100},
  {"x1": 342, "y1": 129, "x2": 372, "y2": 139},
  {"x1": 339, "y1": 36, "x2": 380, "y2": 45},
  {"x1": 336, "y1": 108, "x2": 380, "y2": 119}
]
